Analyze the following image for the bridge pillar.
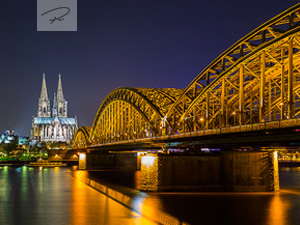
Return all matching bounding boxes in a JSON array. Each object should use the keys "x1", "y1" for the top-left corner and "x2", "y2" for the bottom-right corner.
[
  {"x1": 79, "y1": 151, "x2": 138, "y2": 170},
  {"x1": 78, "y1": 152, "x2": 86, "y2": 169},
  {"x1": 140, "y1": 151, "x2": 279, "y2": 192}
]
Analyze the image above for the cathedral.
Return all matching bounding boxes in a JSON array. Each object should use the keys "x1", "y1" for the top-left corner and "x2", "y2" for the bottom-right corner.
[{"x1": 31, "y1": 74, "x2": 78, "y2": 144}]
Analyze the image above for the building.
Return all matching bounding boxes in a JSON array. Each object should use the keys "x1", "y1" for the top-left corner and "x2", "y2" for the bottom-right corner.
[
  {"x1": 0, "y1": 129, "x2": 16, "y2": 144},
  {"x1": 0, "y1": 129, "x2": 29, "y2": 148},
  {"x1": 31, "y1": 74, "x2": 78, "y2": 144}
]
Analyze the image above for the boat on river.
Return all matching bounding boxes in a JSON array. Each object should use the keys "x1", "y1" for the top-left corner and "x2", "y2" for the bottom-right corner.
[{"x1": 26, "y1": 160, "x2": 66, "y2": 167}]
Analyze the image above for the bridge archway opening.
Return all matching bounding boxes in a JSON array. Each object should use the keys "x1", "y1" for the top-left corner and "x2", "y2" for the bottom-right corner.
[
  {"x1": 73, "y1": 126, "x2": 91, "y2": 148},
  {"x1": 90, "y1": 100, "x2": 159, "y2": 144}
]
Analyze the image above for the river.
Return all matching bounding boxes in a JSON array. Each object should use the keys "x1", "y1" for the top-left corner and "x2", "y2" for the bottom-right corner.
[{"x1": 0, "y1": 166, "x2": 300, "y2": 225}]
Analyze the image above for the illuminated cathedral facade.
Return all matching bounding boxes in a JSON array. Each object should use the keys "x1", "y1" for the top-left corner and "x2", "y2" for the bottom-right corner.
[{"x1": 31, "y1": 74, "x2": 78, "y2": 144}]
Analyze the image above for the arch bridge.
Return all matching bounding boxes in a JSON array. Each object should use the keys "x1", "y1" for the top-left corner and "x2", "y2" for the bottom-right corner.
[{"x1": 74, "y1": 3, "x2": 300, "y2": 151}]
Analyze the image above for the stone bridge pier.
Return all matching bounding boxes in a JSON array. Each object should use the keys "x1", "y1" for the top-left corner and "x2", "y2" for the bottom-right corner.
[
  {"x1": 139, "y1": 151, "x2": 279, "y2": 192},
  {"x1": 78, "y1": 150, "x2": 279, "y2": 192},
  {"x1": 78, "y1": 150, "x2": 139, "y2": 170}
]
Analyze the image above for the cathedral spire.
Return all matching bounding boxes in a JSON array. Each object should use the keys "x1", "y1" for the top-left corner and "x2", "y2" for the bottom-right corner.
[
  {"x1": 37, "y1": 74, "x2": 51, "y2": 117},
  {"x1": 40, "y1": 73, "x2": 48, "y2": 100},
  {"x1": 31, "y1": 74, "x2": 77, "y2": 144},
  {"x1": 52, "y1": 93, "x2": 58, "y2": 117},
  {"x1": 56, "y1": 74, "x2": 68, "y2": 118},
  {"x1": 57, "y1": 73, "x2": 64, "y2": 101}
]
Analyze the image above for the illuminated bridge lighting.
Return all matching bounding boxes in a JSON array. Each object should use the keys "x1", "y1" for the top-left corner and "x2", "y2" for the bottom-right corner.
[{"x1": 73, "y1": 3, "x2": 300, "y2": 149}]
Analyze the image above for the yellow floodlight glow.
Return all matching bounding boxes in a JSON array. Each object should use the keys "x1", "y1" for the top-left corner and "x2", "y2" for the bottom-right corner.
[
  {"x1": 274, "y1": 151, "x2": 278, "y2": 161},
  {"x1": 79, "y1": 153, "x2": 86, "y2": 160},
  {"x1": 141, "y1": 156, "x2": 156, "y2": 167}
]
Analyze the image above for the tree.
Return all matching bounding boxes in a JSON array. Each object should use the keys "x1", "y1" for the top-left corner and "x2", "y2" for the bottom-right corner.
[{"x1": 3, "y1": 142, "x2": 17, "y2": 155}]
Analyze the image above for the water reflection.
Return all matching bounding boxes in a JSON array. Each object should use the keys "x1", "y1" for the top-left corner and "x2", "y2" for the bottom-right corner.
[
  {"x1": 131, "y1": 195, "x2": 163, "y2": 223},
  {"x1": 0, "y1": 166, "x2": 10, "y2": 224},
  {"x1": 71, "y1": 175, "x2": 89, "y2": 225},
  {"x1": 70, "y1": 170, "x2": 155, "y2": 225},
  {"x1": 130, "y1": 189, "x2": 184, "y2": 224},
  {"x1": 268, "y1": 193, "x2": 290, "y2": 225},
  {"x1": 21, "y1": 166, "x2": 28, "y2": 195},
  {"x1": 2, "y1": 166, "x2": 300, "y2": 225}
]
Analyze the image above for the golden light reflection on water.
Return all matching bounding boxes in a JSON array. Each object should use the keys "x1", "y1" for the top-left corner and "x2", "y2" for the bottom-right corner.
[
  {"x1": 1, "y1": 166, "x2": 9, "y2": 200},
  {"x1": 71, "y1": 173, "x2": 88, "y2": 225},
  {"x1": 72, "y1": 170, "x2": 90, "y2": 185},
  {"x1": 21, "y1": 166, "x2": 28, "y2": 194},
  {"x1": 70, "y1": 170, "x2": 156, "y2": 225},
  {"x1": 131, "y1": 194, "x2": 180, "y2": 224},
  {"x1": 134, "y1": 171, "x2": 140, "y2": 189},
  {"x1": 268, "y1": 193, "x2": 291, "y2": 225},
  {"x1": 132, "y1": 196, "x2": 161, "y2": 219}
]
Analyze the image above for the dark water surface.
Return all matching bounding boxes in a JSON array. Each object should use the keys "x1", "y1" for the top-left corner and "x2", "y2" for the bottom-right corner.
[
  {"x1": 1, "y1": 166, "x2": 300, "y2": 225},
  {"x1": 0, "y1": 166, "x2": 154, "y2": 225},
  {"x1": 87, "y1": 168, "x2": 300, "y2": 225}
]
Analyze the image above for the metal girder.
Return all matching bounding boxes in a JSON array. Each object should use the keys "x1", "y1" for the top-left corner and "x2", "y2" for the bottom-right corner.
[
  {"x1": 164, "y1": 3, "x2": 300, "y2": 134},
  {"x1": 73, "y1": 126, "x2": 91, "y2": 148},
  {"x1": 87, "y1": 87, "x2": 183, "y2": 145},
  {"x1": 73, "y1": 3, "x2": 300, "y2": 148}
]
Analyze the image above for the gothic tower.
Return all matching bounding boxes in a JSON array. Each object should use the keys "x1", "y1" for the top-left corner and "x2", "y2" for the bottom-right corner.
[
  {"x1": 55, "y1": 74, "x2": 68, "y2": 118},
  {"x1": 37, "y1": 74, "x2": 51, "y2": 117},
  {"x1": 31, "y1": 73, "x2": 77, "y2": 144},
  {"x1": 52, "y1": 93, "x2": 58, "y2": 117}
]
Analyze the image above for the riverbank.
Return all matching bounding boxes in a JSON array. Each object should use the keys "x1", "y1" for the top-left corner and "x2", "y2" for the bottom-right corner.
[
  {"x1": 0, "y1": 160, "x2": 78, "y2": 167},
  {"x1": 0, "y1": 161, "x2": 33, "y2": 166}
]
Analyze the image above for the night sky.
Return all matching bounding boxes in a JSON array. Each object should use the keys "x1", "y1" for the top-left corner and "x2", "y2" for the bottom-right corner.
[{"x1": 0, "y1": 0, "x2": 299, "y2": 136}]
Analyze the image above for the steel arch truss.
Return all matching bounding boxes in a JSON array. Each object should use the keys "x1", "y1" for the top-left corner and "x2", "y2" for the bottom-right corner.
[
  {"x1": 164, "y1": 3, "x2": 300, "y2": 134},
  {"x1": 73, "y1": 126, "x2": 91, "y2": 148},
  {"x1": 89, "y1": 87, "x2": 182, "y2": 144},
  {"x1": 73, "y1": 3, "x2": 300, "y2": 147}
]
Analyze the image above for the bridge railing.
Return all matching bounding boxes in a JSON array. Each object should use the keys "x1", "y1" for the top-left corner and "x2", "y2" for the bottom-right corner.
[{"x1": 88, "y1": 118, "x2": 300, "y2": 148}]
